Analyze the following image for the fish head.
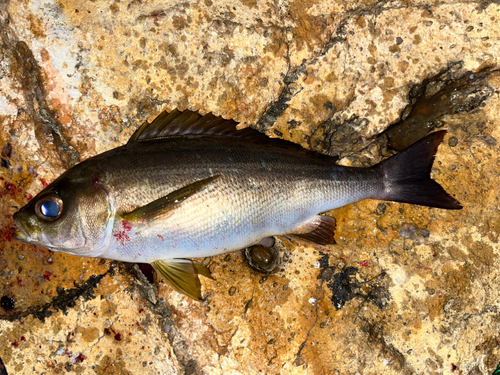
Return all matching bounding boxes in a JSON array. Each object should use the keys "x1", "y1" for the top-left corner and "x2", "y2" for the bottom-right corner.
[{"x1": 13, "y1": 167, "x2": 113, "y2": 256}]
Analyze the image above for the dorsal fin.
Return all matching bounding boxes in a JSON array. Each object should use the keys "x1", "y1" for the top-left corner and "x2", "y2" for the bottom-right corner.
[
  {"x1": 128, "y1": 109, "x2": 271, "y2": 143},
  {"x1": 128, "y1": 109, "x2": 336, "y2": 160}
]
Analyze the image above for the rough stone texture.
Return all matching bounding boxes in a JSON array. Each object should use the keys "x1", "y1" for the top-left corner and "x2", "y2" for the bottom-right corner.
[{"x1": 1, "y1": 0, "x2": 500, "y2": 374}]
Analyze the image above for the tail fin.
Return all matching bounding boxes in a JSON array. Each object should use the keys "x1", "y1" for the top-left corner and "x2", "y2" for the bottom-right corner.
[{"x1": 376, "y1": 130, "x2": 462, "y2": 209}]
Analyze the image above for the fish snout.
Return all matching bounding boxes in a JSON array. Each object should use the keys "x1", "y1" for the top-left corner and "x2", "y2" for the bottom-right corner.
[{"x1": 13, "y1": 211, "x2": 32, "y2": 243}]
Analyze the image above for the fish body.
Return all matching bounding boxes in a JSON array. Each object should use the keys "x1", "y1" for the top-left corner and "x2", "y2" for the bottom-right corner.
[
  {"x1": 72, "y1": 137, "x2": 378, "y2": 263},
  {"x1": 13, "y1": 110, "x2": 461, "y2": 300}
]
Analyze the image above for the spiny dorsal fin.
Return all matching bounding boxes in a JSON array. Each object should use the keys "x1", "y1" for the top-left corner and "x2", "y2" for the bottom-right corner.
[
  {"x1": 128, "y1": 109, "x2": 271, "y2": 143},
  {"x1": 129, "y1": 109, "x2": 337, "y2": 159},
  {"x1": 288, "y1": 215, "x2": 336, "y2": 246}
]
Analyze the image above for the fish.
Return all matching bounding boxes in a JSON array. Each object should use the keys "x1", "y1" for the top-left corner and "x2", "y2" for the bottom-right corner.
[{"x1": 13, "y1": 109, "x2": 462, "y2": 300}]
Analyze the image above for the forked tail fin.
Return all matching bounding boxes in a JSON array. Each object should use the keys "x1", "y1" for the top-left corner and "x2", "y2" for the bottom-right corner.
[{"x1": 375, "y1": 130, "x2": 462, "y2": 209}]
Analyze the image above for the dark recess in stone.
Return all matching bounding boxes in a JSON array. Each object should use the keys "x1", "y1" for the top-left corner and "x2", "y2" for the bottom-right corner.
[
  {"x1": 256, "y1": 65, "x2": 307, "y2": 132},
  {"x1": 317, "y1": 254, "x2": 391, "y2": 310},
  {"x1": 138, "y1": 263, "x2": 155, "y2": 284},
  {"x1": 312, "y1": 115, "x2": 369, "y2": 158},
  {"x1": 365, "y1": 284, "x2": 390, "y2": 309},
  {"x1": 328, "y1": 266, "x2": 360, "y2": 310},
  {"x1": 0, "y1": 355, "x2": 8, "y2": 375},
  {"x1": 1, "y1": 159, "x2": 10, "y2": 169},
  {"x1": 13, "y1": 41, "x2": 79, "y2": 169},
  {"x1": 1, "y1": 296, "x2": 15, "y2": 311},
  {"x1": 0, "y1": 267, "x2": 113, "y2": 322},
  {"x1": 363, "y1": 321, "x2": 408, "y2": 371},
  {"x1": 1, "y1": 143, "x2": 12, "y2": 158},
  {"x1": 383, "y1": 62, "x2": 497, "y2": 151},
  {"x1": 155, "y1": 297, "x2": 199, "y2": 375}
]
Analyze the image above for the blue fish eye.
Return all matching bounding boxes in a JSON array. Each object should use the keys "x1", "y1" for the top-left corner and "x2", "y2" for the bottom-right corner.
[
  {"x1": 35, "y1": 196, "x2": 63, "y2": 221},
  {"x1": 40, "y1": 200, "x2": 60, "y2": 217}
]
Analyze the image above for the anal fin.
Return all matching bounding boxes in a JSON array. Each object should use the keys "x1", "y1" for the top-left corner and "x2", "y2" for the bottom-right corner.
[
  {"x1": 288, "y1": 215, "x2": 336, "y2": 246},
  {"x1": 151, "y1": 259, "x2": 212, "y2": 301}
]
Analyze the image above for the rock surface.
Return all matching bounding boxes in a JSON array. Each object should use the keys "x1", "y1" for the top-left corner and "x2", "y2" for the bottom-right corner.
[{"x1": 1, "y1": 0, "x2": 500, "y2": 374}]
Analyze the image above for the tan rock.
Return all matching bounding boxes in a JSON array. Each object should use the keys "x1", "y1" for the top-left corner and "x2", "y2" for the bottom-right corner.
[{"x1": 1, "y1": 0, "x2": 500, "y2": 374}]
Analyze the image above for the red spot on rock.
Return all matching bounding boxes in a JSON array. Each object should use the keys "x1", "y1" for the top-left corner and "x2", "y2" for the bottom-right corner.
[
  {"x1": 12, "y1": 340, "x2": 19, "y2": 348},
  {"x1": 21, "y1": 336, "x2": 26, "y2": 342},
  {"x1": 103, "y1": 327, "x2": 122, "y2": 341},
  {"x1": 0, "y1": 182, "x2": 19, "y2": 198},
  {"x1": 16, "y1": 276, "x2": 23, "y2": 287},
  {"x1": 3, "y1": 227, "x2": 17, "y2": 242},
  {"x1": 415, "y1": 264, "x2": 432, "y2": 271},
  {"x1": 157, "y1": 234, "x2": 164, "y2": 240},
  {"x1": 43, "y1": 271, "x2": 52, "y2": 281},
  {"x1": 359, "y1": 260, "x2": 370, "y2": 267},
  {"x1": 40, "y1": 178, "x2": 48, "y2": 188},
  {"x1": 75, "y1": 353, "x2": 85, "y2": 363},
  {"x1": 150, "y1": 10, "x2": 166, "y2": 22}
]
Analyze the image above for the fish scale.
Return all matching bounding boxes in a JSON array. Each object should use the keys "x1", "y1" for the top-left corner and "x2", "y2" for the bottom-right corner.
[
  {"x1": 96, "y1": 138, "x2": 385, "y2": 262},
  {"x1": 13, "y1": 109, "x2": 461, "y2": 300}
]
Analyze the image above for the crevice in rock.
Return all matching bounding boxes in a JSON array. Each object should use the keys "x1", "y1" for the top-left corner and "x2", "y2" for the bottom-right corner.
[
  {"x1": 125, "y1": 263, "x2": 158, "y2": 305},
  {"x1": 0, "y1": 354, "x2": 8, "y2": 375},
  {"x1": 256, "y1": 1, "x2": 499, "y2": 162},
  {"x1": 133, "y1": 277, "x2": 200, "y2": 375},
  {"x1": 126, "y1": 262, "x2": 197, "y2": 374},
  {"x1": 255, "y1": 0, "x2": 396, "y2": 136},
  {"x1": 0, "y1": 12, "x2": 79, "y2": 169},
  {"x1": 0, "y1": 264, "x2": 114, "y2": 322},
  {"x1": 160, "y1": 308, "x2": 200, "y2": 375},
  {"x1": 292, "y1": 302, "x2": 318, "y2": 368},
  {"x1": 382, "y1": 63, "x2": 498, "y2": 151},
  {"x1": 361, "y1": 320, "x2": 413, "y2": 374}
]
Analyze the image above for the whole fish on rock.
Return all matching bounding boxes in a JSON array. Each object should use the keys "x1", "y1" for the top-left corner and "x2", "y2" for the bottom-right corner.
[{"x1": 13, "y1": 110, "x2": 462, "y2": 300}]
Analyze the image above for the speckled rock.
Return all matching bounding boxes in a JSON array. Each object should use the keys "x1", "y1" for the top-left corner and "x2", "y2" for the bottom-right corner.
[{"x1": 1, "y1": 0, "x2": 500, "y2": 374}]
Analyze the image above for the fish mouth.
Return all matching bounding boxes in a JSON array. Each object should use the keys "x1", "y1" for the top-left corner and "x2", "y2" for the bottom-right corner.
[
  {"x1": 13, "y1": 212, "x2": 32, "y2": 243},
  {"x1": 13, "y1": 230, "x2": 28, "y2": 242}
]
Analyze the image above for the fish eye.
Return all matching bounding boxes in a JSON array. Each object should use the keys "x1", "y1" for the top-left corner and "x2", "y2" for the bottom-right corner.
[{"x1": 35, "y1": 195, "x2": 63, "y2": 221}]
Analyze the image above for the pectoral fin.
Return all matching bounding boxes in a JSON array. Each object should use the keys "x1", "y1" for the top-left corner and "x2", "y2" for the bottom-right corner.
[
  {"x1": 151, "y1": 259, "x2": 213, "y2": 301},
  {"x1": 288, "y1": 215, "x2": 336, "y2": 245},
  {"x1": 122, "y1": 175, "x2": 219, "y2": 222}
]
